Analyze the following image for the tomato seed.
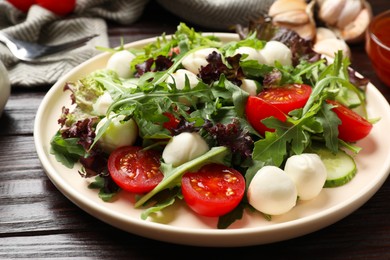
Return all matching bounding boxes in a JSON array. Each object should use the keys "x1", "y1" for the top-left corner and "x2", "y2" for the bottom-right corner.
[
  {"x1": 226, "y1": 188, "x2": 234, "y2": 196},
  {"x1": 224, "y1": 174, "x2": 237, "y2": 183}
]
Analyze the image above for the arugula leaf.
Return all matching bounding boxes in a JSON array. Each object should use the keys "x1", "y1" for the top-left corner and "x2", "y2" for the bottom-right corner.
[
  {"x1": 134, "y1": 146, "x2": 229, "y2": 208},
  {"x1": 316, "y1": 102, "x2": 341, "y2": 153},
  {"x1": 50, "y1": 133, "x2": 86, "y2": 168},
  {"x1": 252, "y1": 130, "x2": 287, "y2": 167},
  {"x1": 217, "y1": 202, "x2": 245, "y2": 229},
  {"x1": 251, "y1": 101, "x2": 323, "y2": 167},
  {"x1": 140, "y1": 188, "x2": 182, "y2": 220},
  {"x1": 88, "y1": 176, "x2": 119, "y2": 202},
  {"x1": 140, "y1": 197, "x2": 177, "y2": 220},
  {"x1": 222, "y1": 32, "x2": 265, "y2": 57}
]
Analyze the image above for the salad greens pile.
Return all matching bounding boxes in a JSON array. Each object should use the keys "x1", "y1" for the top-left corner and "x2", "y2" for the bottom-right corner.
[{"x1": 50, "y1": 22, "x2": 372, "y2": 228}]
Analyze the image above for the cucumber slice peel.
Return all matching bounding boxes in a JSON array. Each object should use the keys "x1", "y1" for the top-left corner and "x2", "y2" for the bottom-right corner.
[{"x1": 315, "y1": 148, "x2": 357, "y2": 188}]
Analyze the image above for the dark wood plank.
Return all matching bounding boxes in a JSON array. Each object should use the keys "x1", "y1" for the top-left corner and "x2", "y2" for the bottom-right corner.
[
  {"x1": 0, "y1": 90, "x2": 46, "y2": 136},
  {"x1": 0, "y1": 135, "x2": 388, "y2": 258},
  {"x1": 1, "y1": 0, "x2": 389, "y2": 258}
]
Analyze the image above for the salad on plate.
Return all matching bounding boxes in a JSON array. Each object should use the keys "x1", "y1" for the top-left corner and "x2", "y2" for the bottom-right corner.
[{"x1": 50, "y1": 22, "x2": 376, "y2": 229}]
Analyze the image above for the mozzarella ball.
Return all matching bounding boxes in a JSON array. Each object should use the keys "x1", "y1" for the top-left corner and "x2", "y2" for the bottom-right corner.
[
  {"x1": 284, "y1": 153, "x2": 327, "y2": 200},
  {"x1": 181, "y1": 48, "x2": 221, "y2": 74},
  {"x1": 166, "y1": 69, "x2": 200, "y2": 105},
  {"x1": 240, "y1": 79, "x2": 258, "y2": 96},
  {"x1": 92, "y1": 91, "x2": 113, "y2": 116},
  {"x1": 233, "y1": 46, "x2": 266, "y2": 64},
  {"x1": 106, "y1": 50, "x2": 136, "y2": 78},
  {"x1": 95, "y1": 113, "x2": 138, "y2": 153},
  {"x1": 260, "y1": 41, "x2": 292, "y2": 66},
  {"x1": 247, "y1": 166, "x2": 297, "y2": 215},
  {"x1": 162, "y1": 132, "x2": 209, "y2": 167},
  {"x1": 166, "y1": 69, "x2": 200, "y2": 90}
]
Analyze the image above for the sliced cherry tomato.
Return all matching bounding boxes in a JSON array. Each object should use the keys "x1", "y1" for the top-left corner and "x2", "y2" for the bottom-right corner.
[
  {"x1": 7, "y1": 0, "x2": 35, "y2": 13},
  {"x1": 181, "y1": 163, "x2": 245, "y2": 217},
  {"x1": 245, "y1": 84, "x2": 311, "y2": 136},
  {"x1": 108, "y1": 146, "x2": 164, "y2": 194},
  {"x1": 257, "y1": 84, "x2": 312, "y2": 114},
  {"x1": 245, "y1": 95, "x2": 287, "y2": 136},
  {"x1": 36, "y1": 0, "x2": 75, "y2": 16},
  {"x1": 326, "y1": 100, "x2": 373, "y2": 142},
  {"x1": 162, "y1": 112, "x2": 180, "y2": 132}
]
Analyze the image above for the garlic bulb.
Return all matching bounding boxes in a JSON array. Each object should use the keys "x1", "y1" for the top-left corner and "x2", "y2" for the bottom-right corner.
[
  {"x1": 317, "y1": 0, "x2": 372, "y2": 43},
  {"x1": 267, "y1": 0, "x2": 372, "y2": 44}
]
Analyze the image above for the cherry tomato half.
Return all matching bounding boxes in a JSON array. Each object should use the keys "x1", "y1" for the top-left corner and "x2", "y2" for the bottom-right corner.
[
  {"x1": 257, "y1": 84, "x2": 312, "y2": 114},
  {"x1": 36, "y1": 0, "x2": 75, "y2": 16},
  {"x1": 245, "y1": 95, "x2": 287, "y2": 136},
  {"x1": 162, "y1": 112, "x2": 180, "y2": 133},
  {"x1": 181, "y1": 163, "x2": 245, "y2": 217},
  {"x1": 326, "y1": 100, "x2": 373, "y2": 142},
  {"x1": 108, "y1": 146, "x2": 164, "y2": 194},
  {"x1": 245, "y1": 84, "x2": 312, "y2": 136}
]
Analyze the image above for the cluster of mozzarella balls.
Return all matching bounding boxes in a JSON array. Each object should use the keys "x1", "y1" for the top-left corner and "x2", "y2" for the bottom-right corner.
[
  {"x1": 247, "y1": 154, "x2": 327, "y2": 216},
  {"x1": 96, "y1": 40, "x2": 327, "y2": 216}
]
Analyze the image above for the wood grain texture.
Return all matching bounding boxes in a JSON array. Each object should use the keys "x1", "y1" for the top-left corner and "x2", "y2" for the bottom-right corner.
[{"x1": 0, "y1": 0, "x2": 389, "y2": 259}]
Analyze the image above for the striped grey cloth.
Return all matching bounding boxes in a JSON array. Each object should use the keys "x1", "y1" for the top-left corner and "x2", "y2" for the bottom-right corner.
[
  {"x1": 157, "y1": 0, "x2": 276, "y2": 30},
  {"x1": 0, "y1": 0, "x2": 149, "y2": 87},
  {"x1": 0, "y1": 0, "x2": 275, "y2": 87}
]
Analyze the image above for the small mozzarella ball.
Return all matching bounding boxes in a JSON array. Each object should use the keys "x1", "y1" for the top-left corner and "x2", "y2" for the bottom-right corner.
[
  {"x1": 106, "y1": 50, "x2": 136, "y2": 78},
  {"x1": 166, "y1": 69, "x2": 200, "y2": 105},
  {"x1": 233, "y1": 46, "x2": 266, "y2": 64},
  {"x1": 166, "y1": 69, "x2": 200, "y2": 90},
  {"x1": 181, "y1": 48, "x2": 221, "y2": 74},
  {"x1": 95, "y1": 113, "x2": 138, "y2": 153},
  {"x1": 284, "y1": 153, "x2": 327, "y2": 201},
  {"x1": 260, "y1": 41, "x2": 292, "y2": 66},
  {"x1": 162, "y1": 132, "x2": 209, "y2": 167},
  {"x1": 240, "y1": 79, "x2": 258, "y2": 96},
  {"x1": 247, "y1": 166, "x2": 297, "y2": 215},
  {"x1": 92, "y1": 92, "x2": 113, "y2": 116}
]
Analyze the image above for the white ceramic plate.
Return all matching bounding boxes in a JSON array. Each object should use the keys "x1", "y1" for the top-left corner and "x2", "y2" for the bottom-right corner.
[{"x1": 34, "y1": 33, "x2": 390, "y2": 247}]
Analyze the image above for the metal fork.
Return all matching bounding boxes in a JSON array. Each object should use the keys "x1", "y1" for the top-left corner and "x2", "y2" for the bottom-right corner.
[{"x1": 0, "y1": 32, "x2": 99, "y2": 62}]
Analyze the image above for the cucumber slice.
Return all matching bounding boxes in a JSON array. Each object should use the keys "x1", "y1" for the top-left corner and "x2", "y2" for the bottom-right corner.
[
  {"x1": 315, "y1": 148, "x2": 357, "y2": 188},
  {"x1": 336, "y1": 88, "x2": 362, "y2": 109}
]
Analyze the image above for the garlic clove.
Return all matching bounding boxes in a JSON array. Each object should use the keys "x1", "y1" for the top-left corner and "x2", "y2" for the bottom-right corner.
[
  {"x1": 272, "y1": 22, "x2": 316, "y2": 40},
  {"x1": 272, "y1": 10, "x2": 309, "y2": 25},
  {"x1": 318, "y1": 0, "x2": 347, "y2": 26},
  {"x1": 339, "y1": 2, "x2": 372, "y2": 43},
  {"x1": 336, "y1": 0, "x2": 362, "y2": 29},
  {"x1": 315, "y1": 27, "x2": 338, "y2": 42},
  {"x1": 268, "y1": 0, "x2": 307, "y2": 17},
  {"x1": 269, "y1": 0, "x2": 316, "y2": 41},
  {"x1": 313, "y1": 38, "x2": 351, "y2": 58},
  {"x1": 288, "y1": 22, "x2": 316, "y2": 41}
]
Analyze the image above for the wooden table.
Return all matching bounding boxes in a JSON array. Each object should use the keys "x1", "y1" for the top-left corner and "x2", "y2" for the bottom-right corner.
[{"x1": 1, "y1": 1, "x2": 389, "y2": 258}]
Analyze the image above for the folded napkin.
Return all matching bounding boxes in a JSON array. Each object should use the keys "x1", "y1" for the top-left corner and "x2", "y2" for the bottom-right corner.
[{"x1": 0, "y1": 0, "x2": 149, "y2": 87}]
